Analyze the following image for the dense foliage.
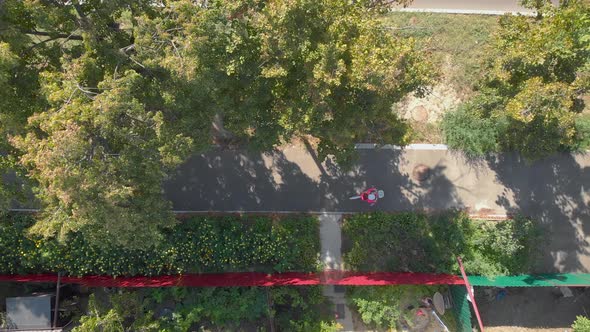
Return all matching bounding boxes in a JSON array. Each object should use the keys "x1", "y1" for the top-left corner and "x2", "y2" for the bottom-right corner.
[
  {"x1": 342, "y1": 212, "x2": 540, "y2": 276},
  {"x1": 73, "y1": 286, "x2": 340, "y2": 332},
  {"x1": 440, "y1": 103, "x2": 500, "y2": 158},
  {"x1": 347, "y1": 285, "x2": 457, "y2": 330},
  {"x1": 0, "y1": 214, "x2": 319, "y2": 276},
  {"x1": 165, "y1": 0, "x2": 435, "y2": 160},
  {"x1": 442, "y1": 0, "x2": 590, "y2": 159},
  {"x1": 575, "y1": 114, "x2": 590, "y2": 151},
  {"x1": 0, "y1": 0, "x2": 434, "y2": 247},
  {"x1": 572, "y1": 315, "x2": 590, "y2": 332},
  {"x1": 347, "y1": 286, "x2": 405, "y2": 329}
]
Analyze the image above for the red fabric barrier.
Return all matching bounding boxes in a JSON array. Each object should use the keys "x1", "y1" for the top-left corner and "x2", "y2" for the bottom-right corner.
[
  {"x1": 0, "y1": 272, "x2": 464, "y2": 287},
  {"x1": 323, "y1": 271, "x2": 466, "y2": 286}
]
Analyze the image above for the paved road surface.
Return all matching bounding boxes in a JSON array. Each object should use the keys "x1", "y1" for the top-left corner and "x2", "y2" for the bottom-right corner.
[{"x1": 164, "y1": 146, "x2": 590, "y2": 273}]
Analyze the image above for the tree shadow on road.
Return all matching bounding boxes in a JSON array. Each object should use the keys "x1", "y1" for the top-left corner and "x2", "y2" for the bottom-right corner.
[
  {"x1": 408, "y1": 163, "x2": 464, "y2": 212},
  {"x1": 164, "y1": 147, "x2": 377, "y2": 212},
  {"x1": 487, "y1": 152, "x2": 590, "y2": 273},
  {"x1": 164, "y1": 147, "x2": 464, "y2": 214},
  {"x1": 355, "y1": 149, "x2": 464, "y2": 213},
  {"x1": 165, "y1": 149, "x2": 323, "y2": 212}
]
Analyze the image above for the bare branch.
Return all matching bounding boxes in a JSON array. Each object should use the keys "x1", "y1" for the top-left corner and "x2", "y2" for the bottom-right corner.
[
  {"x1": 119, "y1": 44, "x2": 146, "y2": 69},
  {"x1": 24, "y1": 30, "x2": 83, "y2": 41},
  {"x1": 76, "y1": 84, "x2": 98, "y2": 99}
]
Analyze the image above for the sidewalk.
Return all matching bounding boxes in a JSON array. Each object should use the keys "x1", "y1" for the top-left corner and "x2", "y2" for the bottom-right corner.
[
  {"x1": 319, "y1": 213, "x2": 354, "y2": 331},
  {"x1": 164, "y1": 146, "x2": 590, "y2": 273}
]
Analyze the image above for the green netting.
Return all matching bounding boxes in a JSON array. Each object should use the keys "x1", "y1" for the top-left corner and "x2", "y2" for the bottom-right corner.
[
  {"x1": 450, "y1": 285, "x2": 472, "y2": 332},
  {"x1": 469, "y1": 273, "x2": 590, "y2": 287}
]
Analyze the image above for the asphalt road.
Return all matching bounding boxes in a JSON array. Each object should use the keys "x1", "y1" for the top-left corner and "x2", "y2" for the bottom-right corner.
[{"x1": 164, "y1": 146, "x2": 590, "y2": 273}]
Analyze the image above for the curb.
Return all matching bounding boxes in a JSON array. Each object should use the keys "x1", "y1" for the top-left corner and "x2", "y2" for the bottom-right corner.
[
  {"x1": 174, "y1": 211, "x2": 510, "y2": 220},
  {"x1": 8, "y1": 209, "x2": 510, "y2": 220}
]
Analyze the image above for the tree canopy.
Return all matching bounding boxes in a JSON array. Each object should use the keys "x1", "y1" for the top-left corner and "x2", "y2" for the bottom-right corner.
[
  {"x1": 0, "y1": 0, "x2": 432, "y2": 248},
  {"x1": 442, "y1": 0, "x2": 590, "y2": 159},
  {"x1": 134, "y1": 0, "x2": 434, "y2": 162}
]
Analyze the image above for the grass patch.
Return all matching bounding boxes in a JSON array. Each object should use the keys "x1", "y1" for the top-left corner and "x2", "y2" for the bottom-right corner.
[
  {"x1": 380, "y1": 12, "x2": 499, "y2": 96},
  {"x1": 0, "y1": 213, "x2": 320, "y2": 276},
  {"x1": 342, "y1": 211, "x2": 540, "y2": 276}
]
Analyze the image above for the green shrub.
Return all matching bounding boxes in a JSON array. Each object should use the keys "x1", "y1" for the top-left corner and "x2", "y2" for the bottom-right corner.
[
  {"x1": 160, "y1": 287, "x2": 268, "y2": 330},
  {"x1": 574, "y1": 114, "x2": 590, "y2": 151},
  {"x1": 572, "y1": 315, "x2": 590, "y2": 332},
  {"x1": 74, "y1": 286, "x2": 339, "y2": 331},
  {"x1": 347, "y1": 285, "x2": 458, "y2": 331},
  {"x1": 347, "y1": 286, "x2": 403, "y2": 329},
  {"x1": 441, "y1": 105, "x2": 500, "y2": 158},
  {"x1": 342, "y1": 211, "x2": 540, "y2": 276},
  {"x1": 0, "y1": 214, "x2": 319, "y2": 276}
]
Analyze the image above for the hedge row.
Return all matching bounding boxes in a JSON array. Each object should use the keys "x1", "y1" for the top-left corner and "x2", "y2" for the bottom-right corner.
[
  {"x1": 342, "y1": 211, "x2": 540, "y2": 276},
  {"x1": 0, "y1": 214, "x2": 319, "y2": 276}
]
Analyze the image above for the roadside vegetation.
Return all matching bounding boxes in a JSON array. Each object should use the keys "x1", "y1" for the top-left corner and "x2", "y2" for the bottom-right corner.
[
  {"x1": 342, "y1": 211, "x2": 541, "y2": 276},
  {"x1": 347, "y1": 285, "x2": 458, "y2": 331},
  {"x1": 0, "y1": 0, "x2": 435, "y2": 247},
  {"x1": 382, "y1": 1, "x2": 590, "y2": 154},
  {"x1": 573, "y1": 316, "x2": 590, "y2": 331},
  {"x1": 381, "y1": 12, "x2": 499, "y2": 96},
  {"x1": 0, "y1": 0, "x2": 587, "y2": 251},
  {"x1": 0, "y1": 214, "x2": 319, "y2": 276},
  {"x1": 381, "y1": 12, "x2": 500, "y2": 143},
  {"x1": 442, "y1": 1, "x2": 590, "y2": 159},
  {"x1": 1, "y1": 1, "x2": 585, "y2": 330},
  {"x1": 72, "y1": 286, "x2": 340, "y2": 332}
]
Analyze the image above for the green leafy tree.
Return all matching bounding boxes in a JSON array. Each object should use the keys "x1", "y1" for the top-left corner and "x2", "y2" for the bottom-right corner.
[
  {"x1": 0, "y1": 43, "x2": 21, "y2": 208},
  {"x1": 73, "y1": 293, "x2": 160, "y2": 332},
  {"x1": 443, "y1": 0, "x2": 590, "y2": 159},
  {"x1": 519, "y1": 0, "x2": 554, "y2": 15},
  {"x1": 0, "y1": 0, "x2": 155, "y2": 139},
  {"x1": 503, "y1": 78, "x2": 578, "y2": 158},
  {"x1": 164, "y1": 287, "x2": 268, "y2": 330},
  {"x1": 348, "y1": 286, "x2": 404, "y2": 329},
  {"x1": 2, "y1": 0, "x2": 203, "y2": 248},
  {"x1": 0, "y1": 35, "x2": 41, "y2": 213},
  {"x1": 12, "y1": 70, "x2": 191, "y2": 248},
  {"x1": 270, "y1": 286, "x2": 341, "y2": 331},
  {"x1": 3, "y1": 0, "x2": 433, "y2": 246},
  {"x1": 0, "y1": 42, "x2": 21, "y2": 144},
  {"x1": 145, "y1": 0, "x2": 434, "y2": 163}
]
